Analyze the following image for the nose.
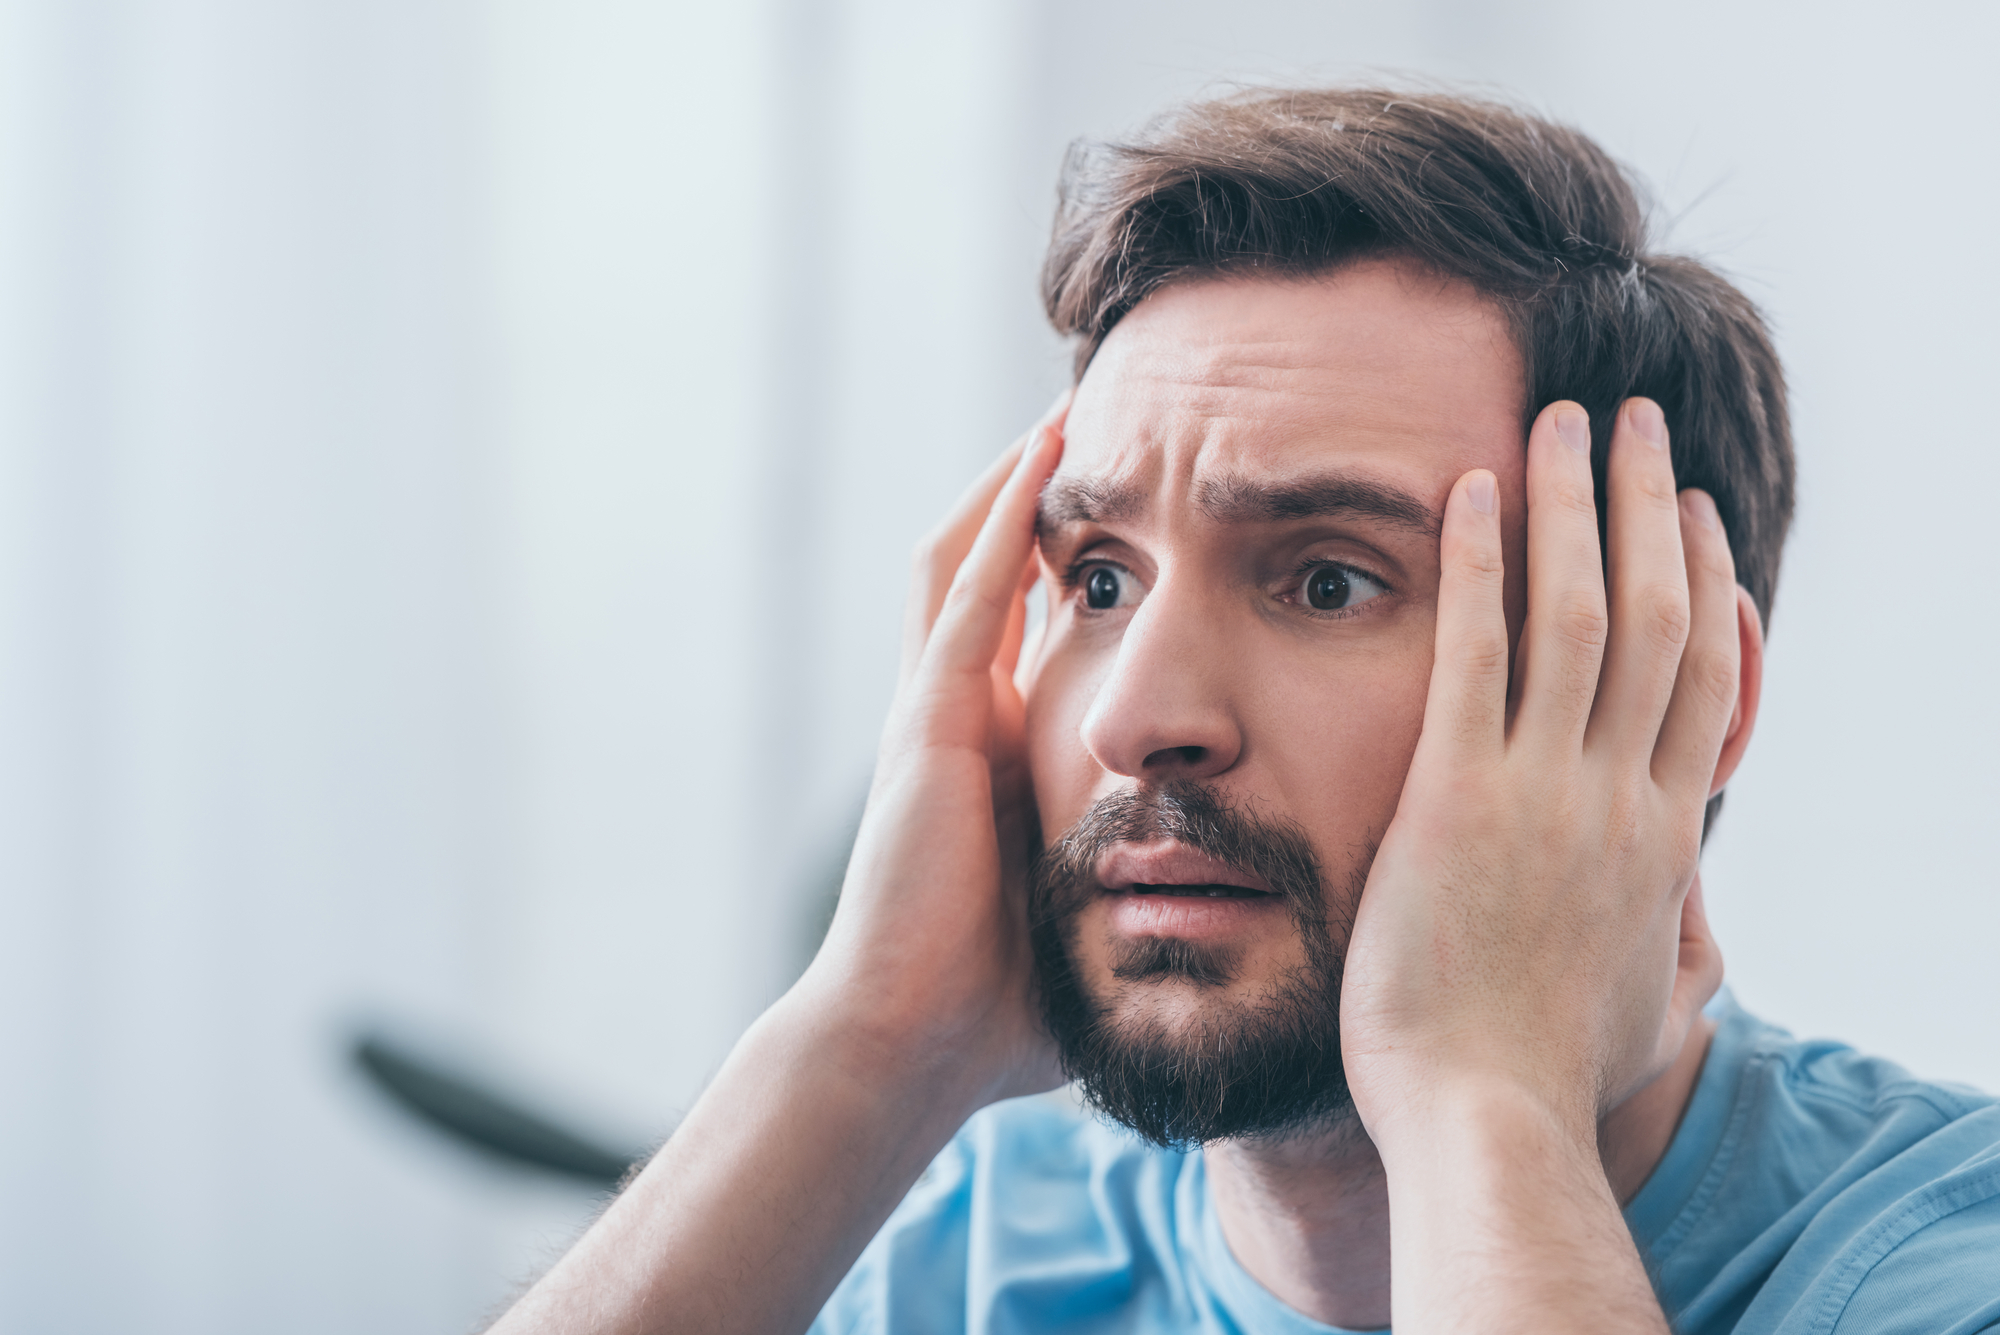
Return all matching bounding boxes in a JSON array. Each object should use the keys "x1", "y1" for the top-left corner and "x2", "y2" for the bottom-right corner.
[{"x1": 1077, "y1": 577, "x2": 1244, "y2": 784}]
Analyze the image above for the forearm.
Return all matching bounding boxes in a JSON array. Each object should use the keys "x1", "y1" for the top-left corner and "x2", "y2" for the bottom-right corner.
[
  {"x1": 1381, "y1": 1085, "x2": 1666, "y2": 1335},
  {"x1": 488, "y1": 989, "x2": 982, "y2": 1335}
]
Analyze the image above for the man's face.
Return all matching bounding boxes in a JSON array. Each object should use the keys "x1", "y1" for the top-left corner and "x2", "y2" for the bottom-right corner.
[{"x1": 1022, "y1": 259, "x2": 1529, "y2": 1144}]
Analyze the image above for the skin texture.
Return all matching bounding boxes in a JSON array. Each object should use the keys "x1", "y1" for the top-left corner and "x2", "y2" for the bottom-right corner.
[{"x1": 486, "y1": 259, "x2": 1764, "y2": 1335}]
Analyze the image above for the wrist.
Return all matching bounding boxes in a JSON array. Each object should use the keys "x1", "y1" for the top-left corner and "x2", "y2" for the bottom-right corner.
[
  {"x1": 1363, "y1": 1067, "x2": 1601, "y2": 1179},
  {"x1": 524, "y1": 969, "x2": 1003, "y2": 1335},
  {"x1": 1373, "y1": 1077, "x2": 1660, "y2": 1334},
  {"x1": 762, "y1": 974, "x2": 1008, "y2": 1130}
]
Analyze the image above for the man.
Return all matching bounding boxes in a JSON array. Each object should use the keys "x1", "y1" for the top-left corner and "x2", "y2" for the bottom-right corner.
[{"x1": 492, "y1": 89, "x2": 2000, "y2": 1334}]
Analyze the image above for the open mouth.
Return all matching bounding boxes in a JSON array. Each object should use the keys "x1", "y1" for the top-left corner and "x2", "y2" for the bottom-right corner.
[
  {"x1": 1129, "y1": 883, "x2": 1274, "y2": 899},
  {"x1": 1097, "y1": 841, "x2": 1278, "y2": 902}
]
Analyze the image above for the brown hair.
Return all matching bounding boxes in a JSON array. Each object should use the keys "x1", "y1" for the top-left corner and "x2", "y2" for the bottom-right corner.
[{"x1": 1041, "y1": 87, "x2": 1795, "y2": 633}]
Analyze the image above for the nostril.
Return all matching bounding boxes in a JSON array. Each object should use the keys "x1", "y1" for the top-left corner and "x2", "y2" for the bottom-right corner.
[{"x1": 1144, "y1": 745, "x2": 1208, "y2": 770}]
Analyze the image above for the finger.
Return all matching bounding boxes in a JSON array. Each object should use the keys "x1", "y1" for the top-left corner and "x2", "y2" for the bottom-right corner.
[
  {"x1": 1510, "y1": 402, "x2": 1610, "y2": 751},
  {"x1": 898, "y1": 393, "x2": 1071, "y2": 687},
  {"x1": 1587, "y1": 398, "x2": 1692, "y2": 761},
  {"x1": 1651, "y1": 488, "x2": 1741, "y2": 800},
  {"x1": 1413, "y1": 469, "x2": 1509, "y2": 764},
  {"x1": 911, "y1": 423, "x2": 1066, "y2": 738},
  {"x1": 994, "y1": 554, "x2": 1038, "y2": 682},
  {"x1": 900, "y1": 438, "x2": 1027, "y2": 688}
]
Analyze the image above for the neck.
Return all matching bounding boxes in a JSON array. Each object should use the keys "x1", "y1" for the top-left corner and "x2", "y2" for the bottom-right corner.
[{"x1": 1203, "y1": 1012, "x2": 1718, "y2": 1330}]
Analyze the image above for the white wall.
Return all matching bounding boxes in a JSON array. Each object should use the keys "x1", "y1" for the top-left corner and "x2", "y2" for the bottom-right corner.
[
  {"x1": 484, "y1": 0, "x2": 782, "y2": 1157},
  {"x1": 0, "y1": 1, "x2": 1993, "y2": 1330},
  {"x1": 0, "y1": 1, "x2": 518, "y2": 1329}
]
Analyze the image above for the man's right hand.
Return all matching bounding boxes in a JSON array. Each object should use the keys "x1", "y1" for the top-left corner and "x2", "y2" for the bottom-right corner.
[
  {"x1": 798, "y1": 394, "x2": 1072, "y2": 1110},
  {"x1": 488, "y1": 400, "x2": 1069, "y2": 1335}
]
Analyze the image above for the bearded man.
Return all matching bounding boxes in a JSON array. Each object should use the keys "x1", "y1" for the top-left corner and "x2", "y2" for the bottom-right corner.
[{"x1": 490, "y1": 89, "x2": 2000, "y2": 1335}]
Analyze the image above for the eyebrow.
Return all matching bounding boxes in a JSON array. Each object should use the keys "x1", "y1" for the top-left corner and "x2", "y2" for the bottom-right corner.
[{"x1": 1038, "y1": 470, "x2": 1439, "y2": 537}]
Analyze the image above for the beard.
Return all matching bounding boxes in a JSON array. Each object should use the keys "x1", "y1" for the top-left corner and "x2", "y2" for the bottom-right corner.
[{"x1": 1028, "y1": 782, "x2": 1365, "y2": 1150}]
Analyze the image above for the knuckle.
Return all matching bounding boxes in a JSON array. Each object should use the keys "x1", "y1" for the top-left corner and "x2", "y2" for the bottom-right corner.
[
  {"x1": 1632, "y1": 467, "x2": 1680, "y2": 506},
  {"x1": 1549, "y1": 591, "x2": 1610, "y2": 654},
  {"x1": 1456, "y1": 542, "x2": 1506, "y2": 581},
  {"x1": 1552, "y1": 478, "x2": 1599, "y2": 519},
  {"x1": 938, "y1": 572, "x2": 976, "y2": 609},
  {"x1": 1454, "y1": 631, "x2": 1511, "y2": 679},
  {"x1": 1610, "y1": 787, "x2": 1701, "y2": 880},
  {"x1": 1680, "y1": 645, "x2": 1739, "y2": 710},
  {"x1": 1632, "y1": 582, "x2": 1692, "y2": 651},
  {"x1": 941, "y1": 571, "x2": 1008, "y2": 621}
]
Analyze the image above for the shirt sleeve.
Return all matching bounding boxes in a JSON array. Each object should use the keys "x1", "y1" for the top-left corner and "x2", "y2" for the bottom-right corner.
[{"x1": 1822, "y1": 1180, "x2": 2000, "y2": 1335}]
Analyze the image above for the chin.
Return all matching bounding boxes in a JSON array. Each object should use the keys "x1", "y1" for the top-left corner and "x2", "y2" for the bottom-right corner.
[{"x1": 1036, "y1": 932, "x2": 1355, "y2": 1149}]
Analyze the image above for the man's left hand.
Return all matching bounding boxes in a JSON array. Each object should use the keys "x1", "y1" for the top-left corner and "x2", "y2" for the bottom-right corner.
[{"x1": 1340, "y1": 397, "x2": 1748, "y2": 1335}]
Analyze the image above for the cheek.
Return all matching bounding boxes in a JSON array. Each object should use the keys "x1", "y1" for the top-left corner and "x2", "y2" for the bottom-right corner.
[{"x1": 1248, "y1": 636, "x2": 1434, "y2": 850}]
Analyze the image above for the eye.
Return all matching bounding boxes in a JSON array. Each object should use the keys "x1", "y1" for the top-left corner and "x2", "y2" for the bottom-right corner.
[
  {"x1": 1295, "y1": 562, "x2": 1388, "y2": 612},
  {"x1": 1078, "y1": 563, "x2": 1140, "y2": 611}
]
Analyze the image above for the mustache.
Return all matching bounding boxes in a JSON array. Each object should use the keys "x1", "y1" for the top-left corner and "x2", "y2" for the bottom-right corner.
[{"x1": 1028, "y1": 782, "x2": 1330, "y2": 930}]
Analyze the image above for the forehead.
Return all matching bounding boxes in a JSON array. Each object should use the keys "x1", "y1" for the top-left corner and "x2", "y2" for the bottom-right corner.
[{"x1": 1058, "y1": 261, "x2": 1525, "y2": 504}]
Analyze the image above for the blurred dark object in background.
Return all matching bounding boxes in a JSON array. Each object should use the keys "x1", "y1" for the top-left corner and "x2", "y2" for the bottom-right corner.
[
  {"x1": 353, "y1": 809, "x2": 860, "y2": 1195},
  {"x1": 352, "y1": 1031, "x2": 644, "y2": 1188}
]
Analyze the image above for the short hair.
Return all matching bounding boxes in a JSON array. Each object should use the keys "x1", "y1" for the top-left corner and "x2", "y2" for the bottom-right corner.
[{"x1": 1041, "y1": 87, "x2": 1795, "y2": 632}]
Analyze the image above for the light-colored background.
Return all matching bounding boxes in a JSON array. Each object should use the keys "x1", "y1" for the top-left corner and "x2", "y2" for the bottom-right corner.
[{"x1": 3, "y1": 0, "x2": 1994, "y2": 1329}]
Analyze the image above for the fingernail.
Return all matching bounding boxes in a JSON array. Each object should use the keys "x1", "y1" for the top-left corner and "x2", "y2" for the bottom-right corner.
[
  {"x1": 1630, "y1": 398, "x2": 1666, "y2": 447},
  {"x1": 1682, "y1": 490, "x2": 1720, "y2": 531},
  {"x1": 1556, "y1": 407, "x2": 1590, "y2": 455},
  {"x1": 1468, "y1": 472, "x2": 1496, "y2": 515}
]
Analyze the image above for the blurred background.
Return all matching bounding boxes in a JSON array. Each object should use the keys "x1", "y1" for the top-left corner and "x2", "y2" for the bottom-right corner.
[{"x1": 2, "y1": 0, "x2": 1995, "y2": 1329}]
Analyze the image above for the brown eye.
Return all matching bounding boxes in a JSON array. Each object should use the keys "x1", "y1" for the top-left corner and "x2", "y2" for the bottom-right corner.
[
  {"x1": 1295, "y1": 563, "x2": 1387, "y2": 613},
  {"x1": 1085, "y1": 566, "x2": 1123, "y2": 609},
  {"x1": 1305, "y1": 566, "x2": 1350, "y2": 610}
]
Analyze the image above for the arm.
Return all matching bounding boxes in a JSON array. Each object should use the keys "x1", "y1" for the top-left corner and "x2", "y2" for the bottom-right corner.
[
  {"x1": 1341, "y1": 399, "x2": 1752, "y2": 1334},
  {"x1": 488, "y1": 404, "x2": 1070, "y2": 1335}
]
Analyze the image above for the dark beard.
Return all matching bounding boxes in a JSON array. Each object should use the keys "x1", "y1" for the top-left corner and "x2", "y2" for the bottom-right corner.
[{"x1": 1028, "y1": 782, "x2": 1362, "y2": 1150}]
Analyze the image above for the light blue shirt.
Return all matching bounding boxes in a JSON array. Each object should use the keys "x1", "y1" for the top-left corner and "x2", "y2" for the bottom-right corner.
[{"x1": 812, "y1": 995, "x2": 2000, "y2": 1333}]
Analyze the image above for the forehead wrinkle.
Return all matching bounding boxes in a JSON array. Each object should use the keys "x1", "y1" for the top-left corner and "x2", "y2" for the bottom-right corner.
[{"x1": 1123, "y1": 354, "x2": 1359, "y2": 410}]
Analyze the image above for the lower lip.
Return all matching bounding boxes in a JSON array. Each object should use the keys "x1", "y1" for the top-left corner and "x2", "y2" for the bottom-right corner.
[{"x1": 1105, "y1": 889, "x2": 1284, "y2": 940}]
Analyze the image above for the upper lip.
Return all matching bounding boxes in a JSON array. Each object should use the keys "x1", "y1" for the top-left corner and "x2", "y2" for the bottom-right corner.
[{"x1": 1095, "y1": 842, "x2": 1275, "y2": 895}]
